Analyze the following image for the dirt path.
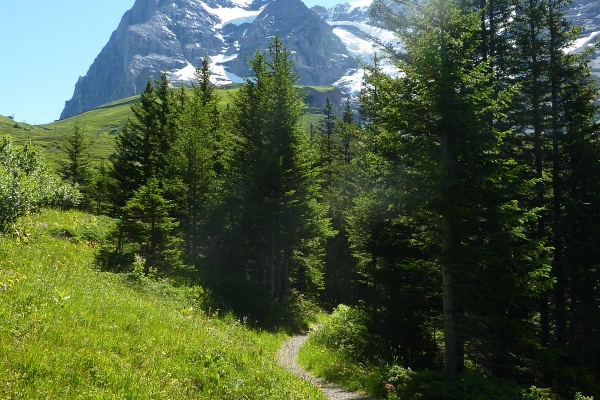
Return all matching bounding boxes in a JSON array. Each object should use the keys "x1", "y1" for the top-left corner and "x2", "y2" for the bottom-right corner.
[{"x1": 276, "y1": 333, "x2": 372, "y2": 400}]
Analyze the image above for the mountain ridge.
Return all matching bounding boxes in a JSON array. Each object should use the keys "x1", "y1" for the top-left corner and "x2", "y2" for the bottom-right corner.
[
  {"x1": 60, "y1": 0, "x2": 357, "y2": 119},
  {"x1": 61, "y1": 0, "x2": 600, "y2": 120}
]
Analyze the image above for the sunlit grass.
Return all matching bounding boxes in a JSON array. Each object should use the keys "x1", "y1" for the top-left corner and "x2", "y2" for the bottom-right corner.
[
  {"x1": 0, "y1": 209, "x2": 326, "y2": 399},
  {"x1": 297, "y1": 337, "x2": 387, "y2": 398},
  {"x1": 1, "y1": 85, "x2": 333, "y2": 173}
]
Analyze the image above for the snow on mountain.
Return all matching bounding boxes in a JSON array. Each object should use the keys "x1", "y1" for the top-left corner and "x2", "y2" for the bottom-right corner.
[
  {"x1": 210, "y1": 54, "x2": 245, "y2": 84},
  {"x1": 200, "y1": 2, "x2": 266, "y2": 28},
  {"x1": 312, "y1": 0, "x2": 400, "y2": 99},
  {"x1": 565, "y1": 30, "x2": 600, "y2": 54},
  {"x1": 61, "y1": 0, "x2": 354, "y2": 118},
  {"x1": 62, "y1": 0, "x2": 600, "y2": 119}
]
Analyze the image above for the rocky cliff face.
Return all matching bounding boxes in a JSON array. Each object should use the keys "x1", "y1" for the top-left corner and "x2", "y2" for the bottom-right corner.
[
  {"x1": 61, "y1": 0, "x2": 356, "y2": 119},
  {"x1": 62, "y1": 0, "x2": 600, "y2": 120},
  {"x1": 225, "y1": 0, "x2": 354, "y2": 85},
  {"x1": 567, "y1": 0, "x2": 600, "y2": 74}
]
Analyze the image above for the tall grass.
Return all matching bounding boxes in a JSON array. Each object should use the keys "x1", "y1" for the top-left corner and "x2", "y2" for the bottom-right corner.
[{"x1": 0, "y1": 209, "x2": 325, "y2": 399}]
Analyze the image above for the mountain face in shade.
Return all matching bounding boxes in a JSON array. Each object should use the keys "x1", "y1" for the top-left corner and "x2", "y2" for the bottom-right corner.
[
  {"x1": 60, "y1": 0, "x2": 356, "y2": 119},
  {"x1": 225, "y1": 0, "x2": 354, "y2": 85},
  {"x1": 61, "y1": 0, "x2": 600, "y2": 120}
]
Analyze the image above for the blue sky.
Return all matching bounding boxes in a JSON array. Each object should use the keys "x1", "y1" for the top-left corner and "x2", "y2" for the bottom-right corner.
[{"x1": 0, "y1": 0, "x2": 345, "y2": 125}]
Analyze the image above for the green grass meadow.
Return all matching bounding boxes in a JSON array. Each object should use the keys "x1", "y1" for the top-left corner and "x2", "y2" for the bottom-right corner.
[
  {"x1": 0, "y1": 209, "x2": 326, "y2": 399},
  {"x1": 0, "y1": 84, "x2": 330, "y2": 172}
]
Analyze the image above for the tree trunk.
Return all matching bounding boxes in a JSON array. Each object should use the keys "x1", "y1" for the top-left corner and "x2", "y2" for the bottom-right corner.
[
  {"x1": 282, "y1": 244, "x2": 291, "y2": 297},
  {"x1": 441, "y1": 125, "x2": 460, "y2": 375},
  {"x1": 549, "y1": 17, "x2": 567, "y2": 347},
  {"x1": 442, "y1": 216, "x2": 458, "y2": 375},
  {"x1": 270, "y1": 229, "x2": 276, "y2": 299},
  {"x1": 529, "y1": 4, "x2": 551, "y2": 344}
]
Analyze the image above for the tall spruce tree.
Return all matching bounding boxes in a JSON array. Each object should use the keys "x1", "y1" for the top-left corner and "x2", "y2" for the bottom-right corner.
[
  {"x1": 111, "y1": 72, "x2": 181, "y2": 209},
  {"x1": 228, "y1": 37, "x2": 331, "y2": 299},
  {"x1": 120, "y1": 178, "x2": 183, "y2": 275},
  {"x1": 88, "y1": 158, "x2": 110, "y2": 215},
  {"x1": 170, "y1": 58, "x2": 222, "y2": 258},
  {"x1": 60, "y1": 121, "x2": 91, "y2": 189},
  {"x1": 509, "y1": 0, "x2": 600, "y2": 386},
  {"x1": 316, "y1": 97, "x2": 337, "y2": 170},
  {"x1": 321, "y1": 98, "x2": 363, "y2": 307},
  {"x1": 111, "y1": 81, "x2": 160, "y2": 209},
  {"x1": 361, "y1": 0, "x2": 548, "y2": 375}
]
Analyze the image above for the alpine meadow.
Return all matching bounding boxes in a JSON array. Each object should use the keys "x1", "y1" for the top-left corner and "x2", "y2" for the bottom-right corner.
[{"x1": 2, "y1": 0, "x2": 600, "y2": 397}]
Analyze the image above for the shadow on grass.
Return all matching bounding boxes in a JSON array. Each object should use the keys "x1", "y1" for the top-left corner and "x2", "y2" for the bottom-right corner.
[{"x1": 94, "y1": 250, "x2": 317, "y2": 334}]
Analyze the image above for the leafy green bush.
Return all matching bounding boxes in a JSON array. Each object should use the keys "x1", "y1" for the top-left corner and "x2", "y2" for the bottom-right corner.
[
  {"x1": 385, "y1": 366, "x2": 593, "y2": 400},
  {"x1": 386, "y1": 367, "x2": 524, "y2": 399},
  {"x1": 574, "y1": 393, "x2": 594, "y2": 400},
  {"x1": 0, "y1": 135, "x2": 80, "y2": 231},
  {"x1": 311, "y1": 304, "x2": 369, "y2": 358}
]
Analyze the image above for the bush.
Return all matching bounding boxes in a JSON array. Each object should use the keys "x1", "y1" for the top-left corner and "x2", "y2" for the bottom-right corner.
[
  {"x1": 385, "y1": 366, "x2": 592, "y2": 400},
  {"x1": 0, "y1": 135, "x2": 80, "y2": 231},
  {"x1": 311, "y1": 304, "x2": 369, "y2": 358}
]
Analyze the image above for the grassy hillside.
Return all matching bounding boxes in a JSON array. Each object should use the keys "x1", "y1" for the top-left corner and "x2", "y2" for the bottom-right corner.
[
  {"x1": 0, "y1": 209, "x2": 325, "y2": 399},
  {"x1": 0, "y1": 85, "x2": 329, "y2": 172}
]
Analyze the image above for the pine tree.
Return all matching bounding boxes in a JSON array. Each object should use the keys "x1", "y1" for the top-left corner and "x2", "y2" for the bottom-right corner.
[
  {"x1": 110, "y1": 81, "x2": 160, "y2": 208},
  {"x1": 317, "y1": 97, "x2": 337, "y2": 165},
  {"x1": 228, "y1": 37, "x2": 331, "y2": 299},
  {"x1": 362, "y1": 0, "x2": 548, "y2": 375},
  {"x1": 60, "y1": 121, "x2": 91, "y2": 189},
  {"x1": 320, "y1": 98, "x2": 364, "y2": 307},
  {"x1": 154, "y1": 71, "x2": 178, "y2": 173},
  {"x1": 170, "y1": 59, "x2": 222, "y2": 258},
  {"x1": 509, "y1": 0, "x2": 600, "y2": 384},
  {"x1": 111, "y1": 72, "x2": 182, "y2": 209},
  {"x1": 88, "y1": 158, "x2": 110, "y2": 215},
  {"x1": 120, "y1": 178, "x2": 183, "y2": 275}
]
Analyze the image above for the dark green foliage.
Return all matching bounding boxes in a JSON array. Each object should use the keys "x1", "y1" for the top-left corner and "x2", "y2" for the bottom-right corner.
[
  {"x1": 169, "y1": 58, "x2": 223, "y2": 259},
  {"x1": 87, "y1": 158, "x2": 111, "y2": 215},
  {"x1": 194, "y1": 261, "x2": 320, "y2": 332},
  {"x1": 317, "y1": 99, "x2": 364, "y2": 308},
  {"x1": 110, "y1": 72, "x2": 178, "y2": 209},
  {"x1": 110, "y1": 82, "x2": 159, "y2": 208},
  {"x1": 359, "y1": 0, "x2": 549, "y2": 378},
  {"x1": 60, "y1": 121, "x2": 91, "y2": 189},
  {"x1": 315, "y1": 97, "x2": 337, "y2": 173},
  {"x1": 505, "y1": 0, "x2": 600, "y2": 390},
  {"x1": 225, "y1": 36, "x2": 332, "y2": 300},
  {"x1": 119, "y1": 179, "x2": 183, "y2": 275},
  {"x1": 385, "y1": 367, "x2": 559, "y2": 400}
]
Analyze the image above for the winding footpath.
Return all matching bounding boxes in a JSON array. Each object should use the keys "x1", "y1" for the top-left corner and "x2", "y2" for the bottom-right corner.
[{"x1": 276, "y1": 332, "x2": 371, "y2": 400}]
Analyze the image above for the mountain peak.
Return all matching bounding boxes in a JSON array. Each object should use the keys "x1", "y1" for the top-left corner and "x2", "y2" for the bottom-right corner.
[{"x1": 60, "y1": 0, "x2": 356, "y2": 119}]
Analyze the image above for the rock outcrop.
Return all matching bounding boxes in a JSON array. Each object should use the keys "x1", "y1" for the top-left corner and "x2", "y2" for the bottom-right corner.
[
  {"x1": 62, "y1": 0, "x2": 600, "y2": 120},
  {"x1": 61, "y1": 0, "x2": 356, "y2": 119}
]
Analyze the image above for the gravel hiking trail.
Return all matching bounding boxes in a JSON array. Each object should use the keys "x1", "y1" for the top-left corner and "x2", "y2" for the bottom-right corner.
[{"x1": 276, "y1": 332, "x2": 372, "y2": 400}]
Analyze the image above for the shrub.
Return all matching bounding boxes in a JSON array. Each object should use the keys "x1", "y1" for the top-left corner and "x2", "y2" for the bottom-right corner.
[
  {"x1": 385, "y1": 366, "x2": 591, "y2": 400},
  {"x1": 0, "y1": 135, "x2": 80, "y2": 231},
  {"x1": 311, "y1": 304, "x2": 369, "y2": 358}
]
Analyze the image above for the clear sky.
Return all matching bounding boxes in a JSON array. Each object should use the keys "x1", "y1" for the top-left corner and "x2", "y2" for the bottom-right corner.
[{"x1": 0, "y1": 0, "x2": 345, "y2": 125}]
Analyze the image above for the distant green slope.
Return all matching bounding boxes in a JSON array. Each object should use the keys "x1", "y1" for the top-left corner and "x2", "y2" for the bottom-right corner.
[{"x1": 0, "y1": 85, "x2": 330, "y2": 172}]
